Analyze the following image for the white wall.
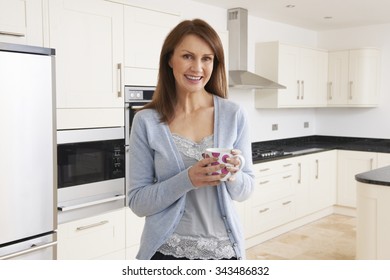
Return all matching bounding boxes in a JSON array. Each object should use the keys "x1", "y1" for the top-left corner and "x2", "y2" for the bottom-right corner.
[{"x1": 316, "y1": 24, "x2": 390, "y2": 138}]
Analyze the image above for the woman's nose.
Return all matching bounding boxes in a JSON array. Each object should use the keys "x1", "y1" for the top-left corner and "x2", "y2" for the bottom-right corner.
[{"x1": 190, "y1": 59, "x2": 202, "y2": 72}]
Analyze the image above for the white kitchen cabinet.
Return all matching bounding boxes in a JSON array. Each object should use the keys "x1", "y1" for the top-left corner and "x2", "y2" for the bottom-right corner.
[
  {"x1": 337, "y1": 150, "x2": 377, "y2": 208},
  {"x1": 123, "y1": 5, "x2": 180, "y2": 86},
  {"x1": 57, "y1": 208, "x2": 126, "y2": 260},
  {"x1": 328, "y1": 49, "x2": 380, "y2": 107},
  {"x1": 125, "y1": 207, "x2": 144, "y2": 260},
  {"x1": 48, "y1": 0, "x2": 124, "y2": 129},
  {"x1": 247, "y1": 158, "x2": 296, "y2": 237},
  {"x1": 255, "y1": 42, "x2": 328, "y2": 108},
  {"x1": 0, "y1": 0, "x2": 43, "y2": 46},
  {"x1": 295, "y1": 151, "x2": 337, "y2": 218},
  {"x1": 377, "y1": 152, "x2": 390, "y2": 168}
]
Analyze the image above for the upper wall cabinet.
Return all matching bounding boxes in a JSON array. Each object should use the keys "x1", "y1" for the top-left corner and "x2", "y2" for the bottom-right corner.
[
  {"x1": 48, "y1": 0, "x2": 124, "y2": 129},
  {"x1": 255, "y1": 42, "x2": 328, "y2": 108},
  {"x1": 123, "y1": 5, "x2": 179, "y2": 86},
  {"x1": 0, "y1": 0, "x2": 43, "y2": 46},
  {"x1": 328, "y1": 49, "x2": 380, "y2": 107}
]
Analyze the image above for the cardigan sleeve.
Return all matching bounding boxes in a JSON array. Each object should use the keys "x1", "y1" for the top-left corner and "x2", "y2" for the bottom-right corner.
[
  {"x1": 216, "y1": 98, "x2": 255, "y2": 202},
  {"x1": 127, "y1": 110, "x2": 194, "y2": 217}
]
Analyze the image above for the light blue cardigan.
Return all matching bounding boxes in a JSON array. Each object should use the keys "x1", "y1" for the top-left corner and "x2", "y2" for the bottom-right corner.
[{"x1": 128, "y1": 95, "x2": 255, "y2": 260}]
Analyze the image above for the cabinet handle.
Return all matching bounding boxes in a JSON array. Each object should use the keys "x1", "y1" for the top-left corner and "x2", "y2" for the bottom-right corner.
[
  {"x1": 370, "y1": 158, "x2": 374, "y2": 170},
  {"x1": 259, "y1": 208, "x2": 269, "y2": 213},
  {"x1": 76, "y1": 220, "x2": 109, "y2": 231},
  {"x1": 297, "y1": 80, "x2": 300, "y2": 99},
  {"x1": 117, "y1": 63, "x2": 122, "y2": 97},
  {"x1": 301, "y1": 80, "x2": 304, "y2": 99},
  {"x1": 282, "y1": 200, "x2": 292, "y2": 206},
  {"x1": 0, "y1": 30, "x2": 25, "y2": 37},
  {"x1": 349, "y1": 81, "x2": 353, "y2": 100},
  {"x1": 259, "y1": 168, "x2": 270, "y2": 172},
  {"x1": 259, "y1": 180, "x2": 269, "y2": 185},
  {"x1": 283, "y1": 163, "x2": 292, "y2": 167},
  {"x1": 315, "y1": 159, "x2": 319, "y2": 179},
  {"x1": 328, "y1": 82, "x2": 333, "y2": 100},
  {"x1": 298, "y1": 163, "x2": 302, "y2": 184},
  {"x1": 283, "y1": 175, "x2": 292, "y2": 179}
]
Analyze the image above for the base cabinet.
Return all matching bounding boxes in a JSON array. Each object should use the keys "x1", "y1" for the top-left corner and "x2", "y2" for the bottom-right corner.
[
  {"x1": 337, "y1": 150, "x2": 377, "y2": 208},
  {"x1": 247, "y1": 158, "x2": 296, "y2": 237},
  {"x1": 57, "y1": 209, "x2": 125, "y2": 260},
  {"x1": 295, "y1": 151, "x2": 337, "y2": 217},
  {"x1": 357, "y1": 182, "x2": 390, "y2": 259}
]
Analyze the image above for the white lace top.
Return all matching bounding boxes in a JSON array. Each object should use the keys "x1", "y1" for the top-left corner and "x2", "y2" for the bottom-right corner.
[{"x1": 157, "y1": 133, "x2": 236, "y2": 260}]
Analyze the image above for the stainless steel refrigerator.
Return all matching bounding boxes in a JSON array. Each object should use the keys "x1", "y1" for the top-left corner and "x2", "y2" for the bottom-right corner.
[{"x1": 0, "y1": 42, "x2": 57, "y2": 260}]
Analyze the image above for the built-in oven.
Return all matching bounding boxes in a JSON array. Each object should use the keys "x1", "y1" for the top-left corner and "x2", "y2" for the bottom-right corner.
[
  {"x1": 57, "y1": 127, "x2": 125, "y2": 224},
  {"x1": 124, "y1": 86, "x2": 155, "y2": 205}
]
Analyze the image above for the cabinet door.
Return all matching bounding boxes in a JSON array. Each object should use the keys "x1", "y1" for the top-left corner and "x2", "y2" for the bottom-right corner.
[
  {"x1": 348, "y1": 49, "x2": 380, "y2": 105},
  {"x1": 124, "y1": 5, "x2": 179, "y2": 86},
  {"x1": 377, "y1": 153, "x2": 390, "y2": 168},
  {"x1": 309, "y1": 151, "x2": 337, "y2": 212},
  {"x1": 57, "y1": 208, "x2": 126, "y2": 260},
  {"x1": 299, "y1": 47, "x2": 319, "y2": 106},
  {"x1": 328, "y1": 51, "x2": 349, "y2": 105},
  {"x1": 0, "y1": 0, "x2": 43, "y2": 46},
  {"x1": 49, "y1": 0, "x2": 123, "y2": 109},
  {"x1": 278, "y1": 44, "x2": 301, "y2": 106},
  {"x1": 337, "y1": 150, "x2": 377, "y2": 208}
]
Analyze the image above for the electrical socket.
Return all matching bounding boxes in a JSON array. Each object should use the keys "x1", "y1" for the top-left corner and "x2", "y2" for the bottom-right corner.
[
  {"x1": 272, "y1": 124, "x2": 278, "y2": 131},
  {"x1": 304, "y1": 122, "x2": 309, "y2": 128}
]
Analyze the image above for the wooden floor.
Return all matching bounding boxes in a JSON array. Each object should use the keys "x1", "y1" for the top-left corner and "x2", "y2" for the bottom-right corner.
[{"x1": 246, "y1": 214, "x2": 356, "y2": 260}]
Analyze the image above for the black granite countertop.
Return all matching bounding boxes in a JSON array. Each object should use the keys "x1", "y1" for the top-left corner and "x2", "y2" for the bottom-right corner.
[
  {"x1": 355, "y1": 166, "x2": 390, "y2": 187},
  {"x1": 252, "y1": 135, "x2": 390, "y2": 163}
]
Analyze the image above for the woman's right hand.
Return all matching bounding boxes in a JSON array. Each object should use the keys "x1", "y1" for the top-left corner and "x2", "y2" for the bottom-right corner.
[{"x1": 188, "y1": 156, "x2": 225, "y2": 188}]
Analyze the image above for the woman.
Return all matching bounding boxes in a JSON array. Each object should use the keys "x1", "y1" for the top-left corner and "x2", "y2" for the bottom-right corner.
[{"x1": 128, "y1": 19, "x2": 254, "y2": 260}]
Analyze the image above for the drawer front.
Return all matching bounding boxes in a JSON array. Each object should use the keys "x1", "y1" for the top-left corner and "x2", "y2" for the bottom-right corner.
[
  {"x1": 252, "y1": 171, "x2": 296, "y2": 205},
  {"x1": 249, "y1": 196, "x2": 295, "y2": 236},
  {"x1": 255, "y1": 159, "x2": 295, "y2": 178},
  {"x1": 58, "y1": 209, "x2": 125, "y2": 260}
]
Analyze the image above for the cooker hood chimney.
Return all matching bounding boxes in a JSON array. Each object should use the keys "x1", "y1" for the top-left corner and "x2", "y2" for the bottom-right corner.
[{"x1": 227, "y1": 8, "x2": 285, "y2": 89}]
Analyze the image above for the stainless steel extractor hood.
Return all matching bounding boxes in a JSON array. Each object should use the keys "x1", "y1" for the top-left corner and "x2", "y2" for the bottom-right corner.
[{"x1": 227, "y1": 8, "x2": 285, "y2": 90}]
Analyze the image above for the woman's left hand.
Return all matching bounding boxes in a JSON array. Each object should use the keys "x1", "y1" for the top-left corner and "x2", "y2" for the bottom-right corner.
[{"x1": 226, "y1": 149, "x2": 243, "y2": 182}]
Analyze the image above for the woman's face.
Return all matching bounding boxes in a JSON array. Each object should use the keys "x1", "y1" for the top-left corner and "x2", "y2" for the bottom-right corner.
[{"x1": 169, "y1": 34, "x2": 214, "y2": 95}]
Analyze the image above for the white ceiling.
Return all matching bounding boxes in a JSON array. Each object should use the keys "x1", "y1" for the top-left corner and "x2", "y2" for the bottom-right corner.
[{"x1": 192, "y1": 0, "x2": 390, "y2": 31}]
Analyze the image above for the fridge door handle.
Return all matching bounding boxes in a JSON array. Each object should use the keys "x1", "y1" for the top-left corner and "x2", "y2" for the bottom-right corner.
[
  {"x1": 57, "y1": 194, "x2": 125, "y2": 212},
  {"x1": 0, "y1": 241, "x2": 57, "y2": 260}
]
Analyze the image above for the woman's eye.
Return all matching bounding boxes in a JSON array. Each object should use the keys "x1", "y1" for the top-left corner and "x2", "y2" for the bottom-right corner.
[
  {"x1": 203, "y1": 56, "x2": 213, "y2": 62},
  {"x1": 183, "y1": 54, "x2": 192, "y2": 60}
]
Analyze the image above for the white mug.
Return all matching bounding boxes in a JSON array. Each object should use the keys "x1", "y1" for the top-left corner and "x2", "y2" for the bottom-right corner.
[{"x1": 204, "y1": 148, "x2": 245, "y2": 181}]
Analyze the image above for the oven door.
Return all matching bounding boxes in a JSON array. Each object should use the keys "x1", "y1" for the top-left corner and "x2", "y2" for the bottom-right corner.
[{"x1": 57, "y1": 127, "x2": 125, "y2": 224}]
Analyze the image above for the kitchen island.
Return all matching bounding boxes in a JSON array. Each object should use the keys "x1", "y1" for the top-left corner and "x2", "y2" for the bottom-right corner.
[{"x1": 355, "y1": 165, "x2": 390, "y2": 259}]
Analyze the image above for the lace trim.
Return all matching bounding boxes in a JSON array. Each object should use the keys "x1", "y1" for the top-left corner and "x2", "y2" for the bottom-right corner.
[
  {"x1": 158, "y1": 233, "x2": 236, "y2": 260},
  {"x1": 172, "y1": 134, "x2": 213, "y2": 161}
]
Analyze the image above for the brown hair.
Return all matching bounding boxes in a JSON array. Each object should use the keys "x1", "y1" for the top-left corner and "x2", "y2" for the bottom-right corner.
[{"x1": 143, "y1": 18, "x2": 227, "y2": 123}]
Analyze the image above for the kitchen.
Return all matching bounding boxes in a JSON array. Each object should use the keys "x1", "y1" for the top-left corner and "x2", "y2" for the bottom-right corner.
[{"x1": 1, "y1": 0, "x2": 390, "y2": 267}]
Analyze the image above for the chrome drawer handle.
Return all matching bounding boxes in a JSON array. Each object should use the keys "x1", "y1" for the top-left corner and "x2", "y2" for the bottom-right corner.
[
  {"x1": 283, "y1": 175, "x2": 292, "y2": 179},
  {"x1": 259, "y1": 208, "x2": 269, "y2": 213},
  {"x1": 57, "y1": 194, "x2": 125, "y2": 212},
  {"x1": 282, "y1": 200, "x2": 292, "y2": 206},
  {"x1": 76, "y1": 220, "x2": 109, "y2": 231},
  {"x1": 283, "y1": 163, "x2": 292, "y2": 167},
  {"x1": 259, "y1": 168, "x2": 270, "y2": 172},
  {"x1": 259, "y1": 180, "x2": 269, "y2": 185}
]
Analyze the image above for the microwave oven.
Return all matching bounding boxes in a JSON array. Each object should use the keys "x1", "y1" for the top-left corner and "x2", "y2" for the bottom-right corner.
[{"x1": 57, "y1": 127, "x2": 125, "y2": 223}]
